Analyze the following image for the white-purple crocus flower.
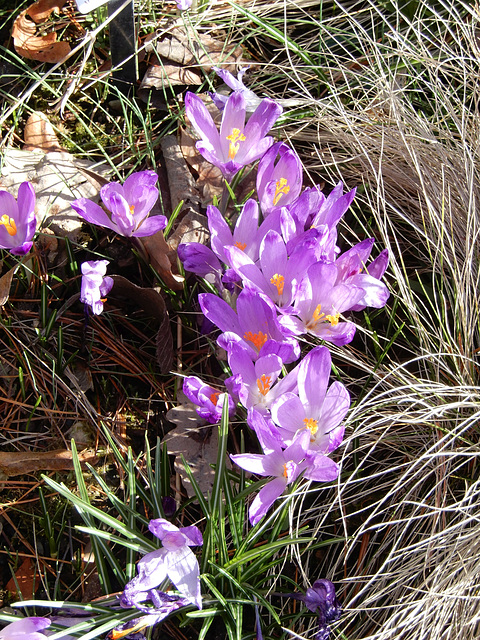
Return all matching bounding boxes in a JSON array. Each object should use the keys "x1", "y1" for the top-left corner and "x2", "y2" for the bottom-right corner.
[
  {"x1": 256, "y1": 142, "x2": 303, "y2": 214},
  {"x1": 270, "y1": 346, "x2": 349, "y2": 456},
  {"x1": 72, "y1": 171, "x2": 167, "y2": 238},
  {"x1": 121, "y1": 518, "x2": 203, "y2": 611},
  {"x1": 184, "y1": 91, "x2": 283, "y2": 180},
  {"x1": 0, "y1": 618, "x2": 51, "y2": 640},
  {"x1": 210, "y1": 67, "x2": 261, "y2": 113},
  {"x1": 0, "y1": 182, "x2": 36, "y2": 255},
  {"x1": 80, "y1": 260, "x2": 114, "y2": 315},
  {"x1": 175, "y1": 0, "x2": 192, "y2": 9}
]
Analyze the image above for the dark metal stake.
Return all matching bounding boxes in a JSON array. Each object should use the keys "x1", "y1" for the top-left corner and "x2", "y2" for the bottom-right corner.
[{"x1": 108, "y1": 0, "x2": 137, "y2": 96}]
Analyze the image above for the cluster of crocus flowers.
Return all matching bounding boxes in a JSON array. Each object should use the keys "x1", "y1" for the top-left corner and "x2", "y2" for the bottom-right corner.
[
  {"x1": 0, "y1": 182, "x2": 36, "y2": 255},
  {"x1": 178, "y1": 85, "x2": 390, "y2": 529}
]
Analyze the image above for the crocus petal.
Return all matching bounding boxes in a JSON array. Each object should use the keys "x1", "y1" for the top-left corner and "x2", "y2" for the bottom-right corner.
[
  {"x1": 132, "y1": 215, "x2": 167, "y2": 237},
  {"x1": 298, "y1": 347, "x2": 332, "y2": 417},
  {"x1": 0, "y1": 618, "x2": 51, "y2": 638},
  {"x1": 249, "y1": 476, "x2": 287, "y2": 525},
  {"x1": 303, "y1": 453, "x2": 340, "y2": 482},
  {"x1": 71, "y1": 198, "x2": 117, "y2": 232},
  {"x1": 199, "y1": 293, "x2": 240, "y2": 335},
  {"x1": 185, "y1": 92, "x2": 222, "y2": 153},
  {"x1": 367, "y1": 249, "x2": 389, "y2": 279},
  {"x1": 165, "y1": 546, "x2": 202, "y2": 609}
]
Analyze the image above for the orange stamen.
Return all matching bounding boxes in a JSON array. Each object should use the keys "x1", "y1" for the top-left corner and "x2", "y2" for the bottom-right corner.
[
  {"x1": 270, "y1": 273, "x2": 285, "y2": 296},
  {"x1": 244, "y1": 330, "x2": 268, "y2": 351},
  {"x1": 210, "y1": 391, "x2": 221, "y2": 406},
  {"x1": 234, "y1": 241, "x2": 247, "y2": 251},
  {"x1": 303, "y1": 417, "x2": 318, "y2": 436},
  {"x1": 257, "y1": 374, "x2": 272, "y2": 396},
  {"x1": 226, "y1": 128, "x2": 246, "y2": 159},
  {"x1": 0, "y1": 215, "x2": 17, "y2": 236}
]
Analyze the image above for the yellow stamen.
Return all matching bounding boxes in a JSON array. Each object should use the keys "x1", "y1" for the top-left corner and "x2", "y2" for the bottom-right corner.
[
  {"x1": 306, "y1": 304, "x2": 340, "y2": 329},
  {"x1": 111, "y1": 620, "x2": 148, "y2": 640},
  {"x1": 257, "y1": 374, "x2": 272, "y2": 396},
  {"x1": 303, "y1": 417, "x2": 318, "y2": 436},
  {"x1": 244, "y1": 330, "x2": 268, "y2": 351},
  {"x1": 313, "y1": 304, "x2": 325, "y2": 322},
  {"x1": 234, "y1": 241, "x2": 247, "y2": 251},
  {"x1": 273, "y1": 178, "x2": 290, "y2": 206},
  {"x1": 129, "y1": 205, "x2": 135, "y2": 214},
  {"x1": 283, "y1": 463, "x2": 288, "y2": 478},
  {"x1": 270, "y1": 273, "x2": 285, "y2": 296},
  {"x1": 0, "y1": 215, "x2": 17, "y2": 236},
  {"x1": 226, "y1": 128, "x2": 246, "y2": 160},
  {"x1": 325, "y1": 313, "x2": 340, "y2": 327},
  {"x1": 210, "y1": 391, "x2": 221, "y2": 406}
]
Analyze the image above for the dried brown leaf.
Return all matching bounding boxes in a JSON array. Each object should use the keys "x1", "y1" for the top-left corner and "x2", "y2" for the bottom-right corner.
[
  {"x1": 24, "y1": 111, "x2": 63, "y2": 152},
  {"x1": 110, "y1": 276, "x2": 173, "y2": 373},
  {"x1": 164, "y1": 393, "x2": 230, "y2": 497},
  {"x1": 160, "y1": 134, "x2": 199, "y2": 213},
  {"x1": 26, "y1": 0, "x2": 66, "y2": 22},
  {"x1": 0, "y1": 265, "x2": 17, "y2": 307},
  {"x1": 0, "y1": 448, "x2": 97, "y2": 477},
  {"x1": 12, "y1": 0, "x2": 71, "y2": 63},
  {"x1": 139, "y1": 231, "x2": 184, "y2": 291},
  {"x1": 6, "y1": 558, "x2": 39, "y2": 599},
  {"x1": 152, "y1": 27, "x2": 245, "y2": 73},
  {"x1": 139, "y1": 62, "x2": 202, "y2": 91}
]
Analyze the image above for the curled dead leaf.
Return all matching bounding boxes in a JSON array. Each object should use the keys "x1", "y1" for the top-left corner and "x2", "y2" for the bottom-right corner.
[
  {"x1": 0, "y1": 265, "x2": 18, "y2": 307},
  {"x1": 12, "y1": 0, "x2": 71, "y2": 63},
  {"x1": 110, "y1": 276, "x2": 174, "y2": 373},
  {"x1": 6, "y1": 557, "x2": 39, "y2": 599},
  {"x1": 140, "y1": 231, "x2": 184, "y2": 291},
  {"x1": 24, "y1": 111, "x2": 63, "y2": 152}
]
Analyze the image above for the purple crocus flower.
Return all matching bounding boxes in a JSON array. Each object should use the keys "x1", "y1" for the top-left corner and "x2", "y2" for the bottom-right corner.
[
  {"x1": 71, "y1": 171, "x2": 167, "y2": 238},
  {"x1": 177, "y1": 243, "x2": 224, "y2": 289},
  {"x1": 210, "y1": 67, "x2": 261, "y2": 113},
  {"x1": 231, "y1": 422, "x2": 312, "y2": 525},
  {"x1": 279, "y1": 261, "x2": 364, "y2": 346},
  {"x1": 231, "y1": 411, "x2": 339, "y2": 524},
  {"x1": 80, "y1": 260, "x2": 114, "y2": 315},
  {"x1": 121, "y1": 518, "x2": 203, "y2": 610},
  {"x1": 271, "y1": 346, "x2": 349, "y2": 456},
  {"x1": 225, "y1": 230, "x2": 319, "y2": 310},
  {"x1": 289, "y1": 579, "x2": 341, "y2": 640},
  {"x1": 256, "y1": 142, "x2": 303, "y2": 214},
  {"x1": 199, "y1": 288, "x2": 300, "y2": 363},
  {"x1": 288, "y1": 181, "x2": 356, "y2": 233},
  {"x1": 0, "y1": 618, "x2": 51, "y2": 640},
  {"x1": 183, "y1": 375, "x2": 237, "y2": 423},
  {"x1": 184, "y1": 91, "x2": 283, "y2": 180},
  {"x1": 227, "y1": 343, "x2": 298, "y2": 416},
  {"x1": 112, "y1": 594, "x2": 191, "y2": 640},
  {"x1": 0, "y1": 182, "x2": 36, "y2": 255},
  {"x1": 334, "y1": 238, "x2": 390, "y2": 311},
  {"x1": 175, "y1": 0, "x2": 192, "y2": 9}
]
